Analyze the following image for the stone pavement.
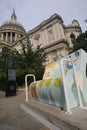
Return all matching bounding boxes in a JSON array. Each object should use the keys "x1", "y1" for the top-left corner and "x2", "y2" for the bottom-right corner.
[
  {"x1": 0, "y1": 91, "x2": 50, "y2": 130},
  {"x1": 1, "y1": 91, "x2": 87, "y2": 130},
  {"x1": 22, "y1": 96, "x2": 87, "y2": 130}
]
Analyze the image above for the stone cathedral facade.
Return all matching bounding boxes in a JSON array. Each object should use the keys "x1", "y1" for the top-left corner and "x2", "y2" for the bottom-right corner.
[{"x1": 0, "y1": 10, "x2": 81, "y2": 65}]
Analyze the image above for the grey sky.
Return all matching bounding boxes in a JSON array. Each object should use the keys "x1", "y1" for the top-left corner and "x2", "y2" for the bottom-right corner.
[{"x1": 0, "y1": 0, "x2": 87, "y2": 32}]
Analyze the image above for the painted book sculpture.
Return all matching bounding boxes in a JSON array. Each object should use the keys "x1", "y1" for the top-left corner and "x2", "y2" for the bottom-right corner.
[{"x1": 29, "y1": 49, "x2": 87, "y2": 112}]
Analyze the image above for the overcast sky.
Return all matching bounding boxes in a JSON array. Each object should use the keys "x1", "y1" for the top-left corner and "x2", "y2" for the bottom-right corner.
[{"x1": 0, "y1": 0, "x2": 87, "y2": 32}]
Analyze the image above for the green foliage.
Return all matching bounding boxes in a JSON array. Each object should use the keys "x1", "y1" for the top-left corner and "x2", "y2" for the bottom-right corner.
[
  {"x1": 15, "y1": 41, "x2": 46, "y2": 85},
  {"x1": 0, "y1": 40, "x2": 46, "y2": 90},
  {"x1": 72, "y1": 31, "x2": 87, "y2": 52}
]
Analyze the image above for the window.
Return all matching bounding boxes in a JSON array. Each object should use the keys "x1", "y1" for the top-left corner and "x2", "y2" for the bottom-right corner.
[{"x1": 70, "y1": 33, "x2": 76, "y2": 44}]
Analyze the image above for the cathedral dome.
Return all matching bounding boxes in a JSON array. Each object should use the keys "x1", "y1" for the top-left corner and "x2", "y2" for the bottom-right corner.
[
  {"x1": 0, "y1": 9, "x2": 26, "y2": 35},
  {"x1": 1, "y1": 19, "x2": 26, "y2": 34},
  {"x1": 0, "y1": 9, "x2": 26, "y2": 45}
]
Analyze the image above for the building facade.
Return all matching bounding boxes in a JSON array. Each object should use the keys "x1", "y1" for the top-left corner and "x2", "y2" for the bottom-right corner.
[{"x1": 0, "y1": 10, "x2": 82, "y2": 65}]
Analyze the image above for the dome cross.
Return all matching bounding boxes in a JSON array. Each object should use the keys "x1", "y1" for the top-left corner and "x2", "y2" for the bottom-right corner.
[{"x1": 11, "y1": 9, "x2": 17, "y2": 20}]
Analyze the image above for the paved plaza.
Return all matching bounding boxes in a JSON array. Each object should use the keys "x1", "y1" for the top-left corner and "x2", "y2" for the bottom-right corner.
[
  {"x1": 0, "y1": 91, "x2": 50, "y2": 130},
  {"x1": 0, "y1": 90, "x2": 87, "y2": 130}
]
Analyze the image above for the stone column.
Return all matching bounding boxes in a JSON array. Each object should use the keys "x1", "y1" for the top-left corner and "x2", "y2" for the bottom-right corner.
[
  {"x1": 53, "y1": 24, "x2": 57, "y2": 40},
  {"x1": 41, "y1": 31, "x2": 45, "y2": 46},
  {"x1": 15, "y1": 33, "x2": 18, "y2": 41},
  {"x1": 44, "y1": 30, "x2": 49, "y2": 45},
  {"x1": 2, "y1": 33, "x2": 4, "y2": 41},
  {"x1": 10, "y1": 32, "x2": 12, "y2": 42},
  {"x1": 59, "y1": 23, "x2": 65, "y2": 39},
  {"x1": 6, "y1": 33, "x2": 8, "y2": 42},
  {"x1": 55, "y1": 23, "x2": 60, "y2": 39}
]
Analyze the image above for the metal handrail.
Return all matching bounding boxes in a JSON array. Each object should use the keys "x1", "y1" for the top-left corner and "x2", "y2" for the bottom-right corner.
[{"x1": 25, "y1": 74, "x2": 36, "y2": 101}]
